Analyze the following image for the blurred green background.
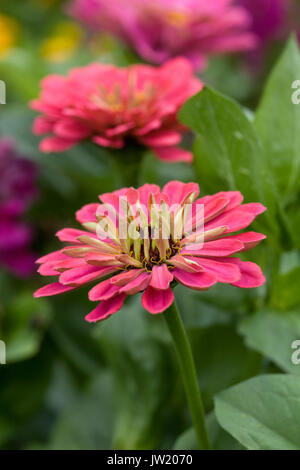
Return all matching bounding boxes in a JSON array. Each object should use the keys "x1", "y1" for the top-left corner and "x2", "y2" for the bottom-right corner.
[{"x1": 0, "y1": 0, "x2": 300, "y2": 450}]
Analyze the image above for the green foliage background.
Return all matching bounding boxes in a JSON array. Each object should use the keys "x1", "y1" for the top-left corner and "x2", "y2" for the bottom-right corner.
[{"x1": 1, "y1": 0, "x2": 300, "y2": 451}]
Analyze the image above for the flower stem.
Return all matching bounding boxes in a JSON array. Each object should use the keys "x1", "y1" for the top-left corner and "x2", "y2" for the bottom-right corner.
[{"x1": 164, "y1": 301, "x2": 211, "y2": 450}]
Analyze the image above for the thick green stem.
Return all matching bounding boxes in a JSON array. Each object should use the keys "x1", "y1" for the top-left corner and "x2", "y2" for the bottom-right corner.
[{"x1": 164, "y1": 301, "x2": 211, "y2": 450}]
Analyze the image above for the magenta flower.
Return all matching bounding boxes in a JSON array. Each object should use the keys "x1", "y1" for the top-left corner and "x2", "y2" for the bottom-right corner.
[
  {"x1": 34, "y1": 181, "x2": 266, "y2": 322},
  {"x1": 0, "y1": 139, "x2": 38, "y2": 277},
  {"x1": 31, "y1": 59, "x2": 202, "y2": 163},
  {"x1": 239, "y1": 0, "x2": 288, "y2": 44},
  {"x1": 68, "y1": 0, "x2": 257, "y2": 70}
]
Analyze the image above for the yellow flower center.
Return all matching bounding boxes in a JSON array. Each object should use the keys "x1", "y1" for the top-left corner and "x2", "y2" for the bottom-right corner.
[{"x1": 165, "y1": 11, "x2": 191, "y2": 27}]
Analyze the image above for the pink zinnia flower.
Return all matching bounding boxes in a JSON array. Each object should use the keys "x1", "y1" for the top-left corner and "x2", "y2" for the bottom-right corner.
[
  {"x1": 34, "y1": 181, "x2": 266, "y2": 322},
  {"x1": 68, "y1": 0, "x2": 257, "y2": 70},
  {"x1": 30, "y1": 59, "x2": 202, "y2": 163}
]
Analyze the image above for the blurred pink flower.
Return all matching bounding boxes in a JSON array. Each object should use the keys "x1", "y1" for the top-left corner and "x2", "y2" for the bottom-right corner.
[
  {"x1": 239, "y1": 0, "x2": 288, "y2": 44},
  {"x1": 31, "y1": 58, "x2": 202, "y2": 163},
  {"x1": 0, "y1": 139, "x2": 38, "y2": 277},
  {"x1": 34, "y1": 181, "x2": 266, "y2": 322},
  {"x1": 237, "y1": 1, "x2": 299, "y2": 70},
  {"x1": 68, "y1": 0, "x2": 257, "y2": 70}
]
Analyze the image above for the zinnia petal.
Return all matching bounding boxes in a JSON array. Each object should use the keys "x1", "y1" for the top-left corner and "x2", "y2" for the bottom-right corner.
[
  {"x1": 149, "y1": 264, "x2": 173, "y2": 290},
  {"x1": 185, "y1": 257, "x2": 241, "y2": 283},
  {"x1": 228, "y1": 258, "x2": 266, "y2": 288},
  {"x1": 173, "y1": 268, "x2": 217, "y2": 290},
  {"x1": 85, "y1": 294, "x2": 126, "y2": 322},
  {"x1": 153, "y1": 147, "x2": 193, "y2": 163},
  {"x1": 142, "y1": 286, "x2": 174, "y2": 314},
  {"x1": 34, "y1": 282, "x2": 76, "y2": 297}
]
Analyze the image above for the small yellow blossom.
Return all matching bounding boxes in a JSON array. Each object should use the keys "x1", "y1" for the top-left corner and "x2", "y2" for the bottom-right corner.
[
  {"x1": 40, "y1": 21, "x2": 82, "y2": 62},
  {"x1": 0, "y1": 14, "x2": 19, "y2": 58}
]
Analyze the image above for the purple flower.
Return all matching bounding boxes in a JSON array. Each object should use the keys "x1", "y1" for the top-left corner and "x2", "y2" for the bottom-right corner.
[
  {"x1": 0, "y1": 139, "x2": 38, "y2": 277},
  {"x1": 68, "y1": 0, "x2": 257, "y2": 70},
  {"x1": 239, "y1": 0, "x2": 288, "y2": 44}
]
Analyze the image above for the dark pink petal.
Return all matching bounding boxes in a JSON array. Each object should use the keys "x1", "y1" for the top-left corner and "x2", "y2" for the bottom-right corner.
[
  {"x1": 99, "y1": 188, "x2": 129, "y2": 215},
  {"x1": 224, "y1": 232, "x2": 266, "y2": 251},
  {"x1": 186, "y1": 257, "x2": 241, "y2": 283},
  {"x1": 152, "y1": 147, "x2": 193, "y2": 163},
  {"x1": 163, "y1": 181, "x2": 200, "y2": 205},
  {"x1": 173, "y1": 268, "x2": 217, "y2": 290},
  {"x1": 105, "y1": 122, "x2": 135, "y2": 137},
  {"x1": 133, "y1": 119, "x2": 161, "y2": 136},
  {"x1": 33, "y1": 116, "x2": 54, "y2": 135},
  {"x1": 59, "y1": 265, "x2": 117, "y2": 286},
  {"x1": 88, "y1": 278, "x2": 120, "y2": 301},
  {"x1": 40, "y1": 137, "x2": 76, "y2": 153},
  {"x1": 56, "y1": 228, "x2": 93, "y2": 243},
  {"x1": 181, "y1": 239, "x2": 244, "y2": 257},
  {"x1": 38, "y1": 262, "x2": 60, "y2": 276},
  {"x1": 222, "y1": 191, "x2": 244, "y2": 211},
  {"x1": 36, "y1": 250, "x2": 66, "y2": 265},
  {"x1": 126, "y1": 188, "x2": 139, "y2": 205},
  {"x1": 150, "y1": 264, "x2": 173, "y2": 290},
  {"x1": 228, "y1": 258, "x2": 266, "y2": 288},
  {"x1": 76, "y1": 203, "x2": 100, "y2": 223},
  {"x1": 167, "y1": 255, "x2": 203, "y2": 273},
  {"x1": 137, "y1": 183, "x2": 161, "y2": 206},
  {"x1": 203, "y1": 197, "x2": 229, "y2": 222},
  {"x1": 34, "y1": 282, "x2": 76, "y2": 297},
  {"x1": 205, "y1": 209, "x2": 257, "y2": 234},
  {"x1": 185, "y1": 197, "x2": 229, "y2": 233},
  {"x1": 197, "y1": 191, "x2": 243, "y2": 212},
  {"x1": 85, "y1": 294, "x2": 126, "y2": 322},
  {"x1": 142, "y1": 286, "x2": 174, "y2": 314},
  {"x1": 53, "y1": 119, "x2": 90, "y2": 140},
  {"x1": 239, "y1": 203, "x2": 267, "y2": 216},
  {"x1": 139, "y1": 130, "x2": 181, "y2": 147},
  {"x1": 120, "y1": 271, "x2": 151, "y2": 295},
  {"x1": 93, "y1": 135, "x2": 123, "y2": 148}
]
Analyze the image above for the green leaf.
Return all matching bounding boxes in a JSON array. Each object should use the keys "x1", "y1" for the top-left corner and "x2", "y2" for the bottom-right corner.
[
  {"x1": 215, "y1": 374, "x2": 300, "y2": 450},
  {"x1": 189, "y1": 323, "x2": 261, "y2": 409},
  {"x1": 173, "y1": 412, "x2": 242, "y2": 450},
  {"x1": 239, "y1": 309, "x2": 300, "y2": 374},
  {"x1": 179, "y1": 86, "x2": 277, "y2": 237},
  {"x1": 255, "y1": 36, "x2": 300, "y2": 206}
]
